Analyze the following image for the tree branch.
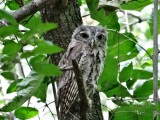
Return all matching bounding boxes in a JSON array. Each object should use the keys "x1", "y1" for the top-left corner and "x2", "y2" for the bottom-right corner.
[
  {"x1": 72, "y1": 59, "x2": 89, "y2": 120},
  {"x1": 153, "y1": 0, "x2": 159, "y2": 119},
  {"x1": 119, "y1": 10, "x2": 143, "y2": 22},
  {"x1": 12, "y1": 0, "x2": 60, "y2": 22}
]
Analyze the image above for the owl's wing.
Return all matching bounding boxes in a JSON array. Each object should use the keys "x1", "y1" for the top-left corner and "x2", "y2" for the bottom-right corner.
[{"x1": 58, "y1": 41, "x2": 86, "y2": 119}]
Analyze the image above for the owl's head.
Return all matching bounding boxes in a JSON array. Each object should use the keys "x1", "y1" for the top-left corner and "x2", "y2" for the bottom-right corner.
[{"x1": 72, "y1": 25, "x2": 107, "y2": 48}]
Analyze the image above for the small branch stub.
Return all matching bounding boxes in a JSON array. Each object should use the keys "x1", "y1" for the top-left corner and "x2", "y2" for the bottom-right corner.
[{"x1": 72, "y1": 59, "x2": 89, "y2": 120}]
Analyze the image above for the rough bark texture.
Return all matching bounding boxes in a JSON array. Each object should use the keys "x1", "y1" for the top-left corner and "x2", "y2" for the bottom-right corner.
[
  {"x1": 41, "y1": 0, "x2": 104, "y2": 119},
  {"x1": 41, "y1": 0, "x2": 82, "y2": 64}
]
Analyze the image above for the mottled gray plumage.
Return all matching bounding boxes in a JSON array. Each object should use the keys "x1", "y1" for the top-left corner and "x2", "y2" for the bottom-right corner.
[{"x1": 58, "y1": 25, "x2": 107, "y2": 120}]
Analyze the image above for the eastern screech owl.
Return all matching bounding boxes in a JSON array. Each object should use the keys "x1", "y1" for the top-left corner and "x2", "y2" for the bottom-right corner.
[{"x1": 58, "y1": 25, "x2": 107, "y2": 120}]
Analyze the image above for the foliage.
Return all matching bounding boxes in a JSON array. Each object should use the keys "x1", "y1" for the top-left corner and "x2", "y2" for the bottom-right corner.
[
  {"x1": 0, "y1": 5, "x2": 62, "y2": 119},
  {"x1": 0, "y1": 0, "x2": 159, "y2": 120},
  {"x1": 86, "y1": 0, "x2": 160, "y2": 119}
]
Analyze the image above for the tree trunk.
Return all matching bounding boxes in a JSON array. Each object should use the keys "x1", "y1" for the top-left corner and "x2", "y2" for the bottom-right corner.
[
  {"x1": 41, "y1": 0, "x2": 82, "y2": 64},
  {"x1": 41, "y1": 0, "x2": 104, "y2": 119}
]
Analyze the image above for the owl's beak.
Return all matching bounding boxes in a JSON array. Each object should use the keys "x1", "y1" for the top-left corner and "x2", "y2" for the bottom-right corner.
[{"x1": 91, "y1": 39, "x2": 96, "y2": 48}]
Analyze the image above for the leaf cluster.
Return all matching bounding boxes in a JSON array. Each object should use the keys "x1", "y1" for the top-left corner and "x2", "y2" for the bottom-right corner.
[
  {"x1": 0, "y1": 7, "x2": 62, "y2": 119},
  {"x1": 85, "y1": 0, "x2": 160, "y2": 119}
]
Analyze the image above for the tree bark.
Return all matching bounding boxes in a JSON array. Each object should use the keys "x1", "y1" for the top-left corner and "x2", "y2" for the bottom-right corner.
[{"x1": 41, "y1": 0, "x2": 82, "y2": 64}]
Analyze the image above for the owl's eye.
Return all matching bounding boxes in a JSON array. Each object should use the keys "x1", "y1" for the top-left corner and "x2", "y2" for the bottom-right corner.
[
  {"x1": 97, "y1": 34, "x2": 105, "y2": 40},
  {"x1": 80, "y1": 32, "x2": 89, "y2": 39}
]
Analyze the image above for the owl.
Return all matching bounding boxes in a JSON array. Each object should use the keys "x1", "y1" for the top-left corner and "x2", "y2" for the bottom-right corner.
[{"x1": 58, "y1": 25, "x2": 107, "y2": 120}]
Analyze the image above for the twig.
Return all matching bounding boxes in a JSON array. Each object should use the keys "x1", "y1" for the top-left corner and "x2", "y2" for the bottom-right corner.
[
  {"x1": 119, "y1": 10, "x2": 143, "y2": 22},
  {"x1": 19, "y1": 30, "x2": 28, "y2": 32},
  {"x1": 82, "y1": 14, "x2": 90, "y2": 18},
  {"x1": 17, "y1": 60, "x2": 25, "y2": 78},
  {"x1": 119, "y1": 9, "x2": 147, "y2": 29},
  {"x1": 14, "y1": 35, "x2": 32, "y2": 107},
  {"x1": 109, "y1": 99, "x2": 122, "y2": 120},
  {"x1": 14, "y1": 35, "x2": 32, "y2": 70},
  {"x1": 50, "y1": 77, "x2": 60, "y2": 120},
  {"x1": 124, "y1": 11, "x2": 130, "y2": 32},
  {"x1": 21, "y1": 15, "x2": 34, "y2": 25},
  {"x1": 0, "y1": 0, "x2": 4, "y2": 4},
  {"x1": 37, "y1": 114, "x2": 41, "y2": 120},
  {"x1": 45, "y1": 102, "x2": 55, "y2": 120},
  {"x1": 153, "y1": 0, "x2": 159, "y2": 119},
  {"x1": 72, "y1": 59, "x2": 88, "y2": 120},
  {"x1": 121, "y1": 18, "x2": 147, "y2": 29}
]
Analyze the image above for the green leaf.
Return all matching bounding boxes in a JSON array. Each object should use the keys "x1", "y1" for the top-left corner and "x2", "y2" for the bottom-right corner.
[
  {"x1": 121, "y1": 0, "x2": 153, "y2": 10},
  {"x1": 22, "y1": 14, "x2": 41, "y2": 29},
  {"x1": 98, "y1": 81, "x2": 119, "y2": 92},
  {"x1": 131, "y1": 69, "x2": 153, "y2": 79},
  {"x1": 7, "y1": 81, "x2": 18, "y2": 93},
  {"x1": 6, "y1": 0, "x2": 20, "y2": 10},
  {"x1": 0, "y1": 25, "x2": 19, "y2": 38},
  {"x1": 119, "y1": 47, "x2": 139, "y2": 62},
  {"x1": 21, "y1": 41, "x2": 63, "y2": 58},
  {"x1": 0, "y1": 9, "x2": 17, "y2": 24},
  {"x1": 3, "y1": 41, "x2": 22, "y2": 59},
  {"x1": 33, "y1": 41, "x2": 63, "y2": 54},
  {"x1": 99, "y1": 54, "x2": 118, "y2": 83},
  {"x1": 119, "y1": 63, "x2": 133, "y2": 82},
  {"x1": 106, "y1": 85, "x2": 131, "y2": 97},
  {"x1": 108, "y1": 31, "x2": 137, "y2": 47},
  {"x1": 148, "y1": 10, "x2": 160, "y2": 34},
  {"x1": 34, "y1": 82, "x2": 48, "y2": 102},
  {"x1": 86, "y1": 0, "x2": 120, "y2": 30},
  {"x1": 29, "y1": 55, "x2": 46, "y2": 64},
  {"x1": 126, "y1": 78, "x2": 137, "y2": 89},
  {"x1": 1, "y1": 71, "x2": 15, "y2": 80},
  {"x1": 32, "y1": 62, "x2": 61, "y2": 76},
  {"x1": 0, "y1": 96, "x2": 24, "y2": 112},
  {"x1": 30, "y1": 55, "x2": 62, "y2": 76},
  {"x1": 114, "y1": 103, "x2": 155, "y2": 120},
  {"x1": 107, "y1": 31, "x2": 139, "y2": 62},
  {"x1": 102, "y1": 12, "x2": 120, "y2": 30},
  {"x1": 0, "y1": 115, "x2": 5, "y2": 120},
  {"x1": 78, "y1": 0, "x2": 82, "y2": 6},
  {"x1": 21, "y1": 51, "x2": 35, "y2": 58},
  {"x1": 0, "y1": 72, "x2": 44, "y2": 112},
  {"x1": 133, "y1": 80, "x2": 153, "y2": 100},
  {"x1": 108, "y1": 40, "x2": 135, "y2": 56},
  {"x1": 22, "y1": 23, "x2": 57, "y2": 40},
  {"x1": 14, "y1": 107, "x2": 38, "y2": 119},
  {"x1": 114, "y1": 110, "x2": 138, "y2": 120},
  {"x1": 141, "y1": 62, "x2": 152, "y2": 69}
]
